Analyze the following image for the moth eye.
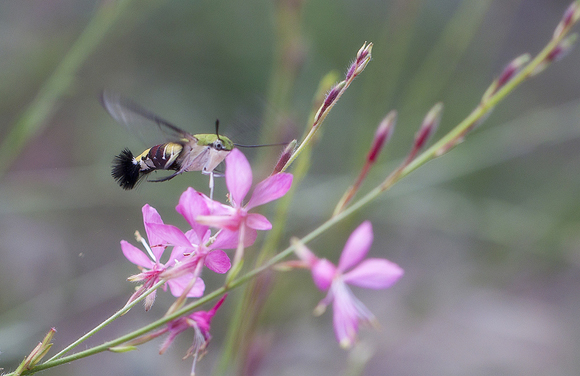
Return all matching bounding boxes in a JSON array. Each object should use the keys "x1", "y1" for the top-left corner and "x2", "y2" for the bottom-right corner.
[{"x1": 214, "y1": 140, "x2": 224, "y2": 150}]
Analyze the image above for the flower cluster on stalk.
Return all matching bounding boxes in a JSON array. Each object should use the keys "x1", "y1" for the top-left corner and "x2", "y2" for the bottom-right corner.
[{"x1": 119, "y1": 148, "x2": 293, "y2": 372}]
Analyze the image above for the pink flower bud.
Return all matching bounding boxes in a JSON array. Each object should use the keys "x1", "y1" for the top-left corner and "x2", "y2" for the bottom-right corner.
[
  {"x1": 482, "y1": 54, "x2": 530, "y2": 102},
  {"x1": 346, "y1": 42, "x2": 373, "y2": 80},
  {"x1": 272, "y1": 140, "x2": 297, "y2": 175},
  {"x1": 367, "y1": 110, "x2": 396, "y2": 163},
  {"x1": 548, "y1": 33, "x2": 577, "y2": 62},
  {"x1": 554, "y1": 2, "x2": 580, "y2": 39},
  {"x1": 496, "y1": 54, "x2": 530, "y2": 89},
  {"x1": 414, "y1": 102, "x2": 443, "y2": 151},
  {"x1": 532, "y1": 33, "x2": 578, "y2": 76},
  {"x1": 315, "y1": 81, "x2": 346, "y2": 122}
]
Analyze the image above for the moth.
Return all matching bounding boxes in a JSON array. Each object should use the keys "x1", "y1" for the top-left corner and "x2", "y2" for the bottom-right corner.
[{"x1": 101, "y1": 91, "x2": 234, "y2": 190}]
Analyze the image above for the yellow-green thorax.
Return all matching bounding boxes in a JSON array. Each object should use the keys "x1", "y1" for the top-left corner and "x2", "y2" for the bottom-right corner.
[{"x1": 194, "y1": 134, "x2": 234, "y2": 151}]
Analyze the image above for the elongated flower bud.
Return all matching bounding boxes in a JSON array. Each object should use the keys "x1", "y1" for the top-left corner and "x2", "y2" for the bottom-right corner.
[
  {"x1": 15, "y1": 328, "x2": 56, "y2": 375},
  {"x1": 547, "y1": 33, "x2": 577, "y2": 62},
  {"x1": 346, "y1": 42, "x2": 373, "y2": 80},
  {"x1": 314, "y1": 81, "x2": 346, "y2": 123},
  {"x1": 482, "y1": 54, "x2": 530, "y2": 102},
  {"x1": 333, "y1": 111, "x2": 396, "y2": 216},
  {"x1": 272, "y1": 140, "x2": 297, "y2": 175},
  {"x1": 367, "y1": 110, "x2": 396, "y2": 163},
  {"x1": 532, "y1": 33, "x2": 578, "y2": 75},
  {"x1": 414, "y1": 102, "x2": 443, "y2": 151},
  {"x1": 554, "y1": 2, "x2": 580, "y2": 39}
]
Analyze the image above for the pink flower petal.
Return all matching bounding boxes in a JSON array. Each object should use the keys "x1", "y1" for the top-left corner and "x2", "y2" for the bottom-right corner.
[
  {"x1": 204, "y1": 196, "x2": 234, "y2": 216},
  {"x1": 293, "y1": 242, "x2": 319, "y2": 268},
  {"x1": 211, "y1": 229, "x2": 254, "y2": 249},
  {"x1": 205, "y1": 250, "x2": 231, "y2": 273},
  {"x1": 176, "y1": 187, "x2": 210, "y2": 236},
  {"x1": 197, "y1": 214, "x2": 242, "y2": 231},
  {"x1": 225, "y1": 149, "x2": 252, "y2": 206},
  {"x1": 142, "y1": 204, "x2": 163, "y2": 225},
  {"x1": 121, "y1": 240, "x2": 153, "y2": 268},
  {"x1": 331, "y1": 282, "x2": 360, "y2": 348},
  {"x1": 246, "y1": 213, "x2": 272, "y2": 230},
  {"x1": 184, "y1": 228, "x2": 203, "y2": 249},
  {"x1": 245, "y1": 173, "x2": 293, "y2": 210},
  {"x1": 146, "y1": 223, "x2": 193, "y2": 248},
  {"x1": 167, "y1": 245, "x2": 194, "y2": 265},
  {"x1": 331, "y1": 281, "x2": 376, "y2": 348},
  {"x1": 343, "y1": 258, "x2": 404, "y2": 289},
  {"x1": 189, "y1": 294, "x2": 227, "y2": 334},
  {"x1": 311, "y1": 258, "x2": 337, "y2": 291},
  {"x1": 142, "y1": 204, "x2": 166, "y2": 255},
  {"x1": 338, "y1": 221, "x2": 373, "y2": 273},
  {"x1": 241, "y1": 227, "x2": 258, "y2": 247},
  {"x1": 167, "y1": 275, "x2": 205, "y2": 298}
]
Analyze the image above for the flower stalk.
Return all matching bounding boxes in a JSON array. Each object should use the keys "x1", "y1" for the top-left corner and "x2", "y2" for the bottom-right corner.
[
  {"x1": 333, "y1": 110, "x2": 396, "y2": 215},
  {"x1": 279, "y1": 42, "x2": 373, "y2": 173}
]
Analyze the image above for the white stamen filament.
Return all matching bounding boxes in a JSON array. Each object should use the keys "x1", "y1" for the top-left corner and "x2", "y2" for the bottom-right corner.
[{"x1": 134, "y1": 230, "x2": 157, "y2": 262}]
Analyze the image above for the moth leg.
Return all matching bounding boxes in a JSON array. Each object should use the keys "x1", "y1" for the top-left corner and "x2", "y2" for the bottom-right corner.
[
  {"x1": 209, "y1": 171, "x2": 215, "y2": 200},
  {"x1": 148, "y1": 170, "x2": 182, "y2": 183}
]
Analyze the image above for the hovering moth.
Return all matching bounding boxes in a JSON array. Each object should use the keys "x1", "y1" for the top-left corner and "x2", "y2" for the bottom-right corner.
[{"x1": 100, "y1": 91, "x2": 234, "y2": 190}]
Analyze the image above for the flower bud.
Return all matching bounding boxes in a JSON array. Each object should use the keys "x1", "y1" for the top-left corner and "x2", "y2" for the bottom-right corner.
[
  {"x1": 367, "y1": 110, "x2": 396, "y2": 163},
  {"x1": 314, "y1": 81, "x2": 346, "y2": 122},
  {"x1": 532, "y1": 33, "x2": 578, "y2": 75},
  {"x1": 554, "y1": 2, "x2": 580, "y2": 39},
  {"x1": 347, "y1": 42, "x2": 373, "y2": 80},
  {"x1": 15, "y1": 328, "x2": 56, "y2": 375},
  {"x1": 482, "y1": 54, "x2": 530, "y2": 102},
  {"x1": 547, "y1": 33, "x2": 577, "y2": 62},
  {"x1": 414, "y1": 102, "x2": 443, "y2": 151},
  {"x1": 272, "y1": 140, "x2": 297, "y2": 175}
]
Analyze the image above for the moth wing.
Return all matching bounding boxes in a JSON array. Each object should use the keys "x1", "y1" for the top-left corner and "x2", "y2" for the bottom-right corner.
[
  {"x1": 101, "y1": 90, "x2": 197, "y2": 145},
  {"x1": 180, "y1": 145, "x2": 230, "y2": 174},
  {"x1": 179, "y1": 143, "x2": 212, "y2": 172}
]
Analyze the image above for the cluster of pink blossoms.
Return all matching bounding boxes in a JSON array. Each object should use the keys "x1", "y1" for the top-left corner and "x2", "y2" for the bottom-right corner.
[
  {"x1": 121, "y1": 147, "x2": 404, "y2": 368},
  {"x1": 120, "y1": 149, "x2": 292, "y2": 372}
]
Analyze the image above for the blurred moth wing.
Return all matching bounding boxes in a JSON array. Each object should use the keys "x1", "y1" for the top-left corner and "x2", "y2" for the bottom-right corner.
[{"x1": 101, "y1": 91, "x2": 234, "y2": 189}]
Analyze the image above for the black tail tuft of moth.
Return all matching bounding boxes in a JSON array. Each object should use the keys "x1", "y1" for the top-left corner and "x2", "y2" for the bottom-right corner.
[{"x1": 112, "y1": 148, "x2": 144, "y2": 190}]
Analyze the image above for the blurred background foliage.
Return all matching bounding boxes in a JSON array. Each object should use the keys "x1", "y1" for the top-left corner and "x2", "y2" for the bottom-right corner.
[{"x1": 1, "y1": 0, "x2": 580, "y2": 375}]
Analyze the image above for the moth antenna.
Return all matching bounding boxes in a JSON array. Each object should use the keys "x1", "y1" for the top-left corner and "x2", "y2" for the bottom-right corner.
[
  {"x1": 215, "y1": 119, "x2": 222, "y2": 141},
  {"x1": 234, "y1": 141, "x2": 290, "y2": 148}
]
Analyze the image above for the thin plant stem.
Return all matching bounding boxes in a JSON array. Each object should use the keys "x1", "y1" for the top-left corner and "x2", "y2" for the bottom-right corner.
[{"x1": 45, "y1": 279, "x2": 165, "y2": 362}]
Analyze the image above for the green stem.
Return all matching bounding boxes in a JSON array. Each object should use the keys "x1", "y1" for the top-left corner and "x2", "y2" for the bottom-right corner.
[{"x1": 46, "y1": 279, "x2": 165, "y2": 362}]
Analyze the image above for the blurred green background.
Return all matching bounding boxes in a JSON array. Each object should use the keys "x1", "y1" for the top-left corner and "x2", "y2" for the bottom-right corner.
[{"x1": 1, "y1": 0, "x2": 580, "y2": 375}]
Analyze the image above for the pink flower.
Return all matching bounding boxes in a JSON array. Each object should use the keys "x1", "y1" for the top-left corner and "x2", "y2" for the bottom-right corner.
[
  {"x1": 158, "y1": 295, "x2": 227, "y2": 375},
  {"x1": 295, "y1": 221, "x2": 404, "y2": 348},
  {"x1": 196, "y1": 149, "x2": 293, "y2": 233},
  {"x1": 148, "y1": 189, "x2": 250, "y2": 281},
  {"x1": 121, "y1": 204, "x2": 205, "y2": 310}
]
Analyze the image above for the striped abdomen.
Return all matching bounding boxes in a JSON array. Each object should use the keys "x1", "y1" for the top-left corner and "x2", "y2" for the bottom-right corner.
[{"x1": 112, "y1": 142, "x2": 183, "y2": 190}]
